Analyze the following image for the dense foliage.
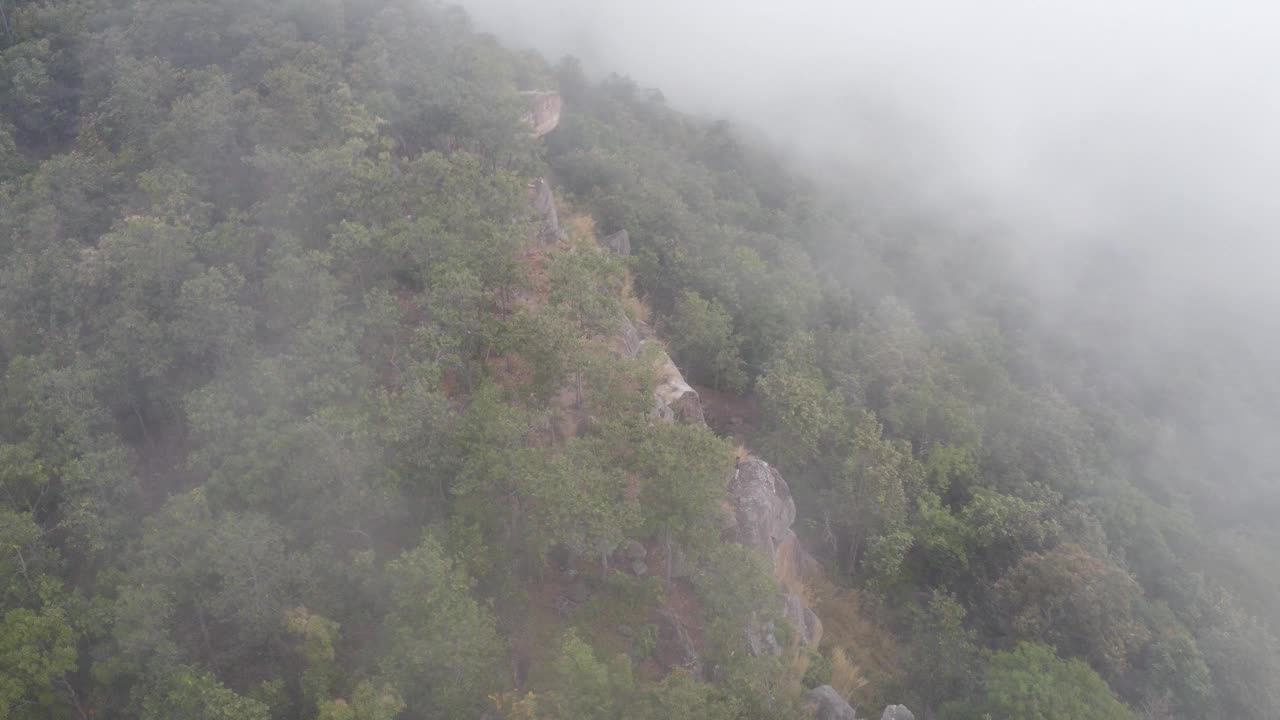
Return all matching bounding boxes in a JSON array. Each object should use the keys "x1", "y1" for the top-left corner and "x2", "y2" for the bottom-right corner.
[{"x1": 1, "y1": 1, "x2": 1278, "y2": 719}]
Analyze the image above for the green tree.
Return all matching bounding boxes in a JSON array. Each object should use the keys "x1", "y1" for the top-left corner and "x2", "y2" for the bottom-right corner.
[
  {"x1": 547, "y1": 631, "x2": 634, "y2": 720},
  {"x1": 382, "y1": 536, "x2": 505, "y2": 719},
  {"x1": 902, "y1": 592, "x2": 984, "y2": 714},
  {"x1": 635, "y1": 423, "x2": 734, "y2": 581},
  {"x1": 756, "y1": 332, "x2": 845, "y2": 471},
  {"x1": 0, "y1": 606, "x2": 77, "y2": 720},
  {"x1": 315, "y1": 683, "x2": 405, "y2": 720},
  {"x1": 991, "y1": 544, "x2": 1150, "y2": 681},
  {"x1": 140, "y1": 667, "x2": 270, "y2": 720},
  {"x1": 667, "y1": 289, "x2": 747, "y2": 392},
  {"x1": 945, "y1": 642, "x2": 1136, "y2": 720}
]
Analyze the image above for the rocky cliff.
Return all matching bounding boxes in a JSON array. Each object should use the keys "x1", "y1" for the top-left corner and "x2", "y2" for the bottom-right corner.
[
  {"x1": 528, "y1": 89, "x2": 910, "y2": 720},
  {"x1": 528, "y1": 177, "x2": 564, "y2": 246},
  {"x1": 520, "y1": 91, "x2": 562, "y2": 138}
]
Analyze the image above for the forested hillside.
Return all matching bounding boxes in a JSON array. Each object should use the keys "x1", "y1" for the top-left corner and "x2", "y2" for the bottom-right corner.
[{"x1": 2, "y1": 1, "x2": 1279, "y2": 719}]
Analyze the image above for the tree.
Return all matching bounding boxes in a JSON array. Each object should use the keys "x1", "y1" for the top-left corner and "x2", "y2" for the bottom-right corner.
[
  {"x1": 140, "y1": 666, "x2": 270, "y2": 720},
  {"x1": 524, "y1": 441, "x2": 638, "y2": 575},
  {"x1": 382, "y1": 536, "x2": 505, "y2": 719},
  {"x1": 635, "y1": 423, "x2": 734, "y2": 581},
  {"x1": 756, "y1": 332, "x2": 845, "y2": 471},
  {"x1": 991, "y1": 544, "x2": 1150, "y2": 681},
  {"x1": 547, "y1": 631, "x2": 633, "y2": 720},
  {"x1": 667, "y1": 289, "x2": 746, "y2": 392},
  {"x1": 902, "y1": 592, "x2": 983, "y2": 714},
  {"x1": 828, "y1": 411, "x2": 921, "y2": 577},
  {"x1": 0, "y1": 606, "x2": 77, "y2": 720},
  {"x1": 1196, "y1": 592, "x2": 1280, "y2": 720},
  {"x1": 315, "y1": 683, "x2": 405, "y2": 720},
  {"x1": 945, "y1": 642, "x2": 1136, "y2": 720},
  {"x1": 285, "y1": 607, "x2": 341, "y2": 710}
]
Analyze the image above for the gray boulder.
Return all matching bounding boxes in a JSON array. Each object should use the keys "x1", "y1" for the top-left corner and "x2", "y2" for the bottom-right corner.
[
  {"x1": 804, "y1": 686, "x2": 858, "y2": 720},
  {"x1": 726, "y1": 459, "x2": 796, "y2": 558},
  {"x1": 617, "y1": 315, "x2": 643, "y2": 358},
  {"x1": 881, "y1": 706, "x2": 914, "y2": 720},
  {"x1": 783, "y1": 591, "x2": 824, "y2": 648},
  {"x1": 529, "y1": 178, "x2": 564, "y2": 246},
  {"x1": 603, "y1": 229, "x2": 631, "y2": 256},
  {"x1": 520, "y1": 91, "x2": 562, "y2": 138},
  {"x1": 745, "y1": 615, "x2": 780, "y2": 657},
  {"x1": 649, "y1": 347, "x2": 705, "y2": 425}
]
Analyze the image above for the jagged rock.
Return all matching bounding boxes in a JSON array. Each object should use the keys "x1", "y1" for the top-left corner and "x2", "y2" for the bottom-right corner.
[
  {"x1": 528, "y1": 178, "x2": 564, "y2": 246},
  {"x1": 745, "y1": 615, "x2": 780, "y2": 657},
  {"x1": 603, "y1": 229, "x2": 630, "y2": 256},
  {"x1": 804, "y1": 686, "x2": 858, "y2": 720},
  {"x1": 631, "y1": 559, "x2": 648, "y2": 575},
  {"x1": 617, "y1": 315, "x2": 643, "y2": 358},
  {"x1": 881, "y1": 706, "x2": 914, "y2": 720},
  {"x1": 803, "y1": 606, "x2": 824, "y2": 648},
  {"x1": 650, "y1": 347, "x2": 705, "y2": 425},
  {"x1": 783, "y1": 592, "x2": 823, "y2": 648},
  {"x1": 726, "y1": 459, "x2": 796, "y2": 559},
  {"x1": 520, "y1": 91, "x2": 562, "y2": 138},
  {"x1": 655, "y1": 610, "x2": 701, "y2": 675}
]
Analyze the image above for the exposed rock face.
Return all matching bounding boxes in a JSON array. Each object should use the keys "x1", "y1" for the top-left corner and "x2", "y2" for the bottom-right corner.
[
  {"x1": 725, "y1": 458, "x2": 823, "y2": 649},
  {"x1": 528, "y1": 178, "x2": 564, "y2": 246},
  {"x1": 727, "y1": 459, "x2": 796, "y2": 558},
  {"x1": 617, "y1": 315, "x2": 643, "y2": 358},
  {"x1": 745, "y1": 615, "x2": 781, "y2": 657},
  {"x1": 805, "y1": 686, "x2": 858, "y2": 720},
  {"x1": 520, "y1": 91, "x2": 562, "y2": 138},
  {"x1": 650, "y1": 348, "x2": 706, "y2": 425},
  {"x1": 783, "y1": 591, "x2": 824, "y2": 648},
  {"x1": 881, "y1": 706, "x2": 915, "y2": 720},
  {"x1": 603, "y1": 229, "x2": 630, "y2": 256}
]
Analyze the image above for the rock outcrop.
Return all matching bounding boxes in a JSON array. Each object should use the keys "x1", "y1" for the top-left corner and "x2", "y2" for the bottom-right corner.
[
  {"x1": 726, "y1": 459, "x2": 795, "y2": 556},
  {"x1": 650, "y1": 348, "x2": 706, "y2": 425},
  {"x1": 616, "y1": 315, "x2": 643, "y2": 358},
  {"x1": 603, "y1": 229, "x2": 630, "y2": 256},
  {"x1": 725, "y1": 458, "x2": 823, "y2": 649},
  {"x1": 520, "y1": 91, "x2": 562, "y2": 138},
  {"x1": 805, "y1": 686, "x2": 858, "y2": 720},
  {"x1": 528, "y1": 178, "x2": 564, "y2": 246},
  {"x1": 880, "y1": 706, "x2": 915, "y2": 720}
]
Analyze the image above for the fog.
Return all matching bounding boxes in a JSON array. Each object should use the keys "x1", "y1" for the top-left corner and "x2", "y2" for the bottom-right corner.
[{"x1": 458, "y1": 0, "x2": 1280, "y2": 307}]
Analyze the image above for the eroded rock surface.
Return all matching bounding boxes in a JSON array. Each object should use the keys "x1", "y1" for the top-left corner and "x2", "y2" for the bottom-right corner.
[
  {"x1": 521, "y1": 91, "x2": 562, "y2": 138},
  {"x1": 603, "y1": 229, "x2": 630, "y2": 256},
  {"x1": 528, "y1": 178, "x2": 563, "y2": 246},
  {"x1": 881, "y1": 705, "x2": 915, "y2": 720},
  {"x1": 725, "y1": 458, "x2": 824, "y2": 649},
  {"x1": 805, "y1": 686, "x2": 858, "y2": 720},
  {"x1": 650, "y1": 348, "x2": 706, "y2": 425},
  {"x1": 726, "y1": 459, "x2": 796, "y2": 558}
]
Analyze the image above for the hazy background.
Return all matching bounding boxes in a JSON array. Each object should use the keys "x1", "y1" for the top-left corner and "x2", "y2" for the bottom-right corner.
[{"x1": 458, "y1": 0, "x2": 1280, "y2": 306}]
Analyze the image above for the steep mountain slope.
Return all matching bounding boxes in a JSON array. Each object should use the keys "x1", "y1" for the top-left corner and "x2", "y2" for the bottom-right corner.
[{"x1": 2, "y1": 2, "x2": 1279, "y2": 720}]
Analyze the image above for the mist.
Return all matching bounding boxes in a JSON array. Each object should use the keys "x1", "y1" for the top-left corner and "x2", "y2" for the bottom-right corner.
[{"x1": 458, "y1": 0, "x2": 1280, "y2": 306}]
